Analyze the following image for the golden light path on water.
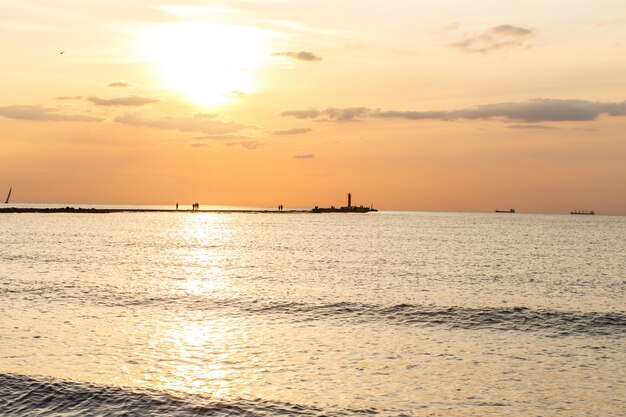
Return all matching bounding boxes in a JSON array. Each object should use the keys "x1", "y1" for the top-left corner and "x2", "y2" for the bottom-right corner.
[
  {"x1": 136, "y1": 23, "x2": 272, "y2": 106},
  {"x1": 124, "y1": 214, "x2": 260, "y2": 401}
]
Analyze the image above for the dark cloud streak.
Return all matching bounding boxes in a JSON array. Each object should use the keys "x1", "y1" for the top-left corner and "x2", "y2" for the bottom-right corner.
[
  {"x1": 272, "y1": 51, "x2": 322, "y2": 61},
  {"x1": 281, "y1": 99, "x2": 626, "y2": 123},
  {"x1": 508, "y1": 124, "x2": 558, "y2": 130},
  {"x1": 55, "y1": 96, "x2": 83, "y2": 100},
  {"x1": 107, "y1": 81, "x2": 133, "y2": 88}
]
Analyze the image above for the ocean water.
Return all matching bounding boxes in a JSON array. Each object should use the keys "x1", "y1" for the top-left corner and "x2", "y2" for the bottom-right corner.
[{"x1": 0, "y1": 210, "x2": 624, "y2": 416}]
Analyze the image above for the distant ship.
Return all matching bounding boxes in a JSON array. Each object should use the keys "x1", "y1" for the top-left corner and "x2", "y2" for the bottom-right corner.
[
  {"x1": 571, "y1": 210, "x2": 595, "y2": 215},
  {"x1": 4, "y1": 187, "x2": 11, "y2": 204},
  {"x1": 312, "y1": 193, "x2": 378, "y2": 213},
  {"x1": 495, "y1": 209, "x2": 515, "y2": 213}
]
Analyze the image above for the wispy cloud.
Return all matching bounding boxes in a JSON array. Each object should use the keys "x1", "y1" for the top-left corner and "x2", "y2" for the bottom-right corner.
[
  {"x1": 189, "y1": 143, "x2": 208, "y2": 148},
  {"x1": 0, "y1": 105, "x2": 102, "y2": 122},
  {"x1": 280, "y1": 107, "x2": 370, "y2": 122},
  {"x1": 272, "y1": 50, "x2": 322, "y2": 61},
  {"x1": 191, "y1": 133, "x2": 248, "y2": 141},
  {"x1": 55, "y1": 96, "x2": 83, "y2": 100},
  {"x1": 293, "y1": 153, "x2": 315, "y2": 159},
  {"x1": 115, "y1": 112, "x2": 245, "y2": 134},
  {"x1": 224, "y1": 141, "x2": 265, "y2": 150},
  {"x1": 271, "y1": 127, "x2": 312, "y2": 135},
  {"x1": 107, "y1": 81, "x2": 133, "y2": 88},
  {"x1": 279, "y1": 109, "x2": 321, "y2": 119},
  {"x1": 451, "y1": 24, "x2": 534, "y2": 54},
  {"x1": 508, "y1": 124, "x2": 558, "y2": 130},
  {"x1": 88, "y1": 96, "x2": 159, "y2": 106},
  {"x1": 281, "y1": 99, "x2": 626, "y2": 123}
]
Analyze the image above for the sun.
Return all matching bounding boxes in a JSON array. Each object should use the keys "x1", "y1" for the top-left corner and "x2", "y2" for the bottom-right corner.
[{"x1": 137, "y1": 23, "x2": 270, "y2": 106}]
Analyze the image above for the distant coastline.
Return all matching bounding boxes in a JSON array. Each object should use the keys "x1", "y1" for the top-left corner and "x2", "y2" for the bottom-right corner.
[{"x1": 0, "y1": 207, "x2": 311, "y2": 214}]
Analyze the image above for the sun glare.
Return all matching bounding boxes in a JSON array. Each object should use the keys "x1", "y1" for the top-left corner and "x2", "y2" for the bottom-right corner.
[{"x1": 137, "y1": 24, "x2": 270, "y2": 106}]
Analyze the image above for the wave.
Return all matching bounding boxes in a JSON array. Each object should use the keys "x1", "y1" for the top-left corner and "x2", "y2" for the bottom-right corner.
[
  {"x1": 3, "y1": 280, "x2": 625, "y2": 337},
  {"x1": 240, "y1": 301, "x2": 626, "y2": 336},
  {"x1": 0, "y1": 373, "x2": 379, "y2": 417}
]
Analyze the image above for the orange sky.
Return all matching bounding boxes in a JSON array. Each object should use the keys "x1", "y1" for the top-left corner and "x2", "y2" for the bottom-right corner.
[{"x1": 1, "y1": 1, "x2": 625, "y2": 213}]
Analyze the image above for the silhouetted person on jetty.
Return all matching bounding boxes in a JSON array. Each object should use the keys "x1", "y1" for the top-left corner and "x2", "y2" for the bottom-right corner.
[{"x1": 176, "y1": 203, "x2": 178, "y2": 210}]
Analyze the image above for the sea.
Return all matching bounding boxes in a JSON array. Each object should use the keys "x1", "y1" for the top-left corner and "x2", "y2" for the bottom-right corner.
[{"x1": 1, "y1": 207, "x2": 625, "y2": 416}]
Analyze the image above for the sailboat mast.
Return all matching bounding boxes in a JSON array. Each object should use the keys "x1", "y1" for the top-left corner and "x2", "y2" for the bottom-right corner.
[{"x1": 5, "y1": 187, "x2": 11, "y2": 204}]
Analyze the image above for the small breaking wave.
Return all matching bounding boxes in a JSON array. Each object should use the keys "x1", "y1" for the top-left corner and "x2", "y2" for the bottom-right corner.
[{"x1": 240, "y1": 301, "x2": 626, "y2": 336}]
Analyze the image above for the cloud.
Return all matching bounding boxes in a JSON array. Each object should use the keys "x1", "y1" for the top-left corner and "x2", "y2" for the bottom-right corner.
[
  {"x1": 279, "y1": 107, "x2": 370, "y2": 122},
  {"x1": 224, "y1": 141, "x2": 265, "y2": 150},
  {"x1": 442, "y1": 99, "x2": 626, "y2": 122},
  {"x1": 279, "y1": 109, "x2": 321, "y2": 119},
  {"x1": 88, "y1": 96, "x2": 159, "y2": 106},
  {"x1": 490, "y1": 25, "x2": 533, "y2": 37},
  {"x1": 115, "y1": 112, "x2": 245, "y2": 134},
  {"x1": 189, "y1": 143, "x2": 208, "y2": 148},
  {"x1": 508, "y1": 124, "x2": 558, "y2": 130},
  {"x1": 0, "y1": 105, "x2": 102, "y2": 122},
  {"x1": 191, "y1": 133, "x2": 248, "y2": 141},
  {"x1": 451, "y1": 24, "x2": 534, "y2": 54},
  {"x1": 107, "y1": 81, "x2": 133, "y2": 88},
  {"x1": 271, "y1": 127, "x2": 312, "y2": 135},
  {"x1": 293, "y1": 153, "x2": 315, "y2": 159},
  {"x1": 281, "y1": 98, "x2": 626, "y2": 123},
  {"x1": 55, "y1": 96, "x2": 83, "y2": 100},
  {"x1": 325, "y1": 107, "x2": 373, "y2": 121},
  {"x1": 272, "y1": 51, "x2": 322, "y2": 61}
]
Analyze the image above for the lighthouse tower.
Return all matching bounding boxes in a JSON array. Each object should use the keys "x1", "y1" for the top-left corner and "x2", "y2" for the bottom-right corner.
[{"x1": 348, "y1": 193, "x2": 352, "y2": 208}]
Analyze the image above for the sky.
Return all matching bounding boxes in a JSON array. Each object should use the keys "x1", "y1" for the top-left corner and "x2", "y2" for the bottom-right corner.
[{"x1": 1, "y1": 0, "x2": 625, "y2": 213}]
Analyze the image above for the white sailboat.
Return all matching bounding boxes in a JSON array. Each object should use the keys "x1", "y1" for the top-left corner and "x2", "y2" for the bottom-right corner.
[{"x1": 4, "y1": 187, "x2": 11, "y2": 204}]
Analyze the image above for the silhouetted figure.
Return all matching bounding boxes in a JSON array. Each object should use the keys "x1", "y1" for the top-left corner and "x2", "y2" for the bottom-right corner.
[{"x1": 176, "y1": 203, "x2": 179, "y2": 210}]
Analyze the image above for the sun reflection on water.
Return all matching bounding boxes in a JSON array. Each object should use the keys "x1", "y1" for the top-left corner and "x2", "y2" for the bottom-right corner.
[
  {"x1": 132, "y1": 214, "x2": 259, "y2": 400},
  {"x1": 170, "y1": 214, "x2": 234, "y2": 296}
]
